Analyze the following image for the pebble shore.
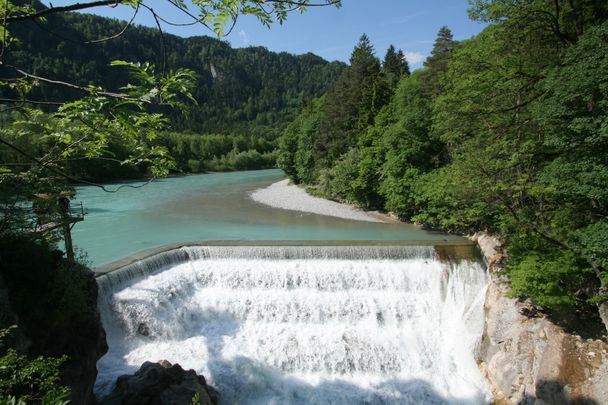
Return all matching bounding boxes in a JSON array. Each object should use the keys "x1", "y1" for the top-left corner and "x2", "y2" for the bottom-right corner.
[{"x1": 250, "y1": 179, "x2": 385, "y2": 223}]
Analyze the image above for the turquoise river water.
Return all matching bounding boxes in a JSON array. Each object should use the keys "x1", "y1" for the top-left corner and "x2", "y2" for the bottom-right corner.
[{"x1": 74, "y1": 169, "x2": 465, "y2": 267}]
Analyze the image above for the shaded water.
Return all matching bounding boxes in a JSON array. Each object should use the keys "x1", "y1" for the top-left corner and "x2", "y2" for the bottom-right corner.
[
  {"x1": 96, "y1": 246, "x2": 491, "y2": 404},
  {"x1": 74, "y1": 169, "x2": 464, "y2": 266}
]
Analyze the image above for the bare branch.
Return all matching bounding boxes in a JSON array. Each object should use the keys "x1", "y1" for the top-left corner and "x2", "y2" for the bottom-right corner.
[
  {"x1": 0, "y1": 97, "x2": 64, "y2": 105},
  {"x1": 5, "y1": 65, "x2": 146, "y2": 102},
  {"x1": 30, "y1": 2, "x2": 139, "y2": 45},
  {"x1": 0, "y1": 136, "x2": 156, "y2": 193},
  {"x1": 5, "y1": 0, "x2": 128, "y2": 23}
]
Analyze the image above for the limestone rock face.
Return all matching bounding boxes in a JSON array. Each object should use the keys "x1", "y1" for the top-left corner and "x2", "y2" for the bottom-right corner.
[
  {"x1": 110, "y1": 361, "x2": 217, "y2": 405},
  {"x1": 470, "y1": 232, "x2": 503, "y2": 259},
  {"x1": 472, "y1": 232, "x2": 608, "y2": 404}
]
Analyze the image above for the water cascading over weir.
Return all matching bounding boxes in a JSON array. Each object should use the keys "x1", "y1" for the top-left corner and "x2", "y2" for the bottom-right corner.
[{"x1": 94, "y1": 244, "x2": 492, "y2": 404}]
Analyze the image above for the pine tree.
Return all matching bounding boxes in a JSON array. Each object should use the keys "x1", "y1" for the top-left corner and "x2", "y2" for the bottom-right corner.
[
  {"x1": 421, "y1": 26, "x2": 456, "y2": 96},
  {"x1": 381, "y1": 45, "x2": 410, "y2": 97},
  {"x1": 396, "y1": 49, "x2": 410, "y2": 76},
  {"x1": 383, "y1": 45, "x2": 409, "y2": 78},
  {"x1": 315, "y1": 34, "x2": 381, "y2": 166}
]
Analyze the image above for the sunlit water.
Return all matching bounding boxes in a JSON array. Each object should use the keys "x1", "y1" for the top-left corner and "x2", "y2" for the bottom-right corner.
[
  {"x1": 95, "y1": 246, "x2": 491, "y2": 404},
  {"x1": 74, "y1": 169, "x2": 465, "y2": 267}
]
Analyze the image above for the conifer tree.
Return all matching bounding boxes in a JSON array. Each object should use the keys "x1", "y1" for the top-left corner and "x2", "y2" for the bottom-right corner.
[
  {"x1": 351, "y1": 34, "x2": 381, "y2": 129},
  {"x1": 421, "y1": 26, "x2": 456, "y2": 96},
  {"x1": 396, "y1": 49, "x2": 410, "y2": 76},
  {"x1": 383, "y1": 45, "x2": 410, "y2": 78},
  {"x1": 380, "y1": 45, "x2": 410, "y2": 101},
  {"x1": 315, "y1": 34, "x2": 381, "y2": 165}
]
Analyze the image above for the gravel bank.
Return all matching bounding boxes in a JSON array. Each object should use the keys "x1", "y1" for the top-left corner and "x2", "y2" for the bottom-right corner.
[{"x1": 250, "y1": 179, "x2": 385, "y2": 223}]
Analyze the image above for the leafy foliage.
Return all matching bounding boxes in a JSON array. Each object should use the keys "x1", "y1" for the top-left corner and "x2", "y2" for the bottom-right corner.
[
  {"x1": 0, "y1": 328, "x2": 70, "y2": 404},
  {"x1": 1, "y1": 3, "x2": 344, "y2": 134},
  {"x1": 0, "y1": 2, "x2": 344, "y2": 178},
  {"x1": 278, "y1": 3, "x2": 608, "y2": 320}
]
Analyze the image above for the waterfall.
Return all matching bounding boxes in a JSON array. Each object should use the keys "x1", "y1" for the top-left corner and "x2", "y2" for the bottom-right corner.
[{"x1": 95, "y1": 245, "x2": 491, "y2": 404}]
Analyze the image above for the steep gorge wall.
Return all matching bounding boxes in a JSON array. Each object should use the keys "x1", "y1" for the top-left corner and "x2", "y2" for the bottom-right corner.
[
  {"x1": 471, "y1": 233, "x2": 608, "y2": 404},
  {"x1": 0, "y1": 266, "x2": 107, "y2": 405}
]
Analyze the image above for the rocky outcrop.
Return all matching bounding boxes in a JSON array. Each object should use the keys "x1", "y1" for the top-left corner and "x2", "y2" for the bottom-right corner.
[
  {"x1": 0, "y1": 273, "x2": 30, "y2": 352},
  {"x1": 470, "y1": 233, "x2": 608, "y2": 404},
  {"x1": 0, "y1": 254, "x2": 107, "y2": 405},
  {"x1": 62, "y1": 266, "x2": 108, "y2": 405},
  {"x1": 107, "y1": 360, "x2": 218, "y2": 405}
]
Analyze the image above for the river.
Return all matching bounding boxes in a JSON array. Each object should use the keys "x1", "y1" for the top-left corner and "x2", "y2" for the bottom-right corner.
[
  {"x1": 96, "y1": 246, "x2": 491, "y2": 404},
  {"x1": 74, "y1": 169, "x2": 465, "y2": 267},
  {"x1": 90, "y1": 170, "x2": 491, "y2": 403}
]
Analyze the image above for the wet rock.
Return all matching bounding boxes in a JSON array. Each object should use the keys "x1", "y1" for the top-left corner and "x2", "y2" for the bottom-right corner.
[
  {"x1": 137, "y1": 322, "x2": 150, "y2": 337},
  {"x1": 110, "y1": 360, "x2": 217, "y2": 405}
]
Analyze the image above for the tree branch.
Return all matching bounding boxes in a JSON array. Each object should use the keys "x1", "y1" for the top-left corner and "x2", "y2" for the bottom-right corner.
[
  {"x1": 0, "y1": 97, "x2": 64, "y2": 105},
  {"x1": 30, "y1": 2, "x2": 139, "y2": 45},
  {"x1": 5, "y1": 0, "x2": 128, "y2": 23},
  {"x1": 4, "y1": 65, "x2": 146, "y2": 102},
  {"x1": 0, "y1": 136, "x2": 156, "y2": 193}
]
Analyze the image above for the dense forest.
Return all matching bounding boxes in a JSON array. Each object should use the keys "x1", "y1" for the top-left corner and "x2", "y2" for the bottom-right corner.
[
  {"x1": 1, "y1": 2, "x2": 347, "y2": 403},
  {"x1": 0, "y1": 0, "x2": 344, "y2": 177},
  {"x1": 1, "y1": 0, "x2": 607, "y2": 402},
  {"x1": 278, "y1": 2, "x2": 608, "y2": 325}
]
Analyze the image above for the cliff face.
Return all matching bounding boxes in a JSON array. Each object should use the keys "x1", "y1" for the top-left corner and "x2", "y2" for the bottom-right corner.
[
  {"x1": 61, "y1": 267, "x2": 108, "y2": 405},
  {"x1": 0, "y1": 252, "x2": 107, "y2": 405},
  {"x1": 471, "y1": 233, "x2": 608, "y2": 404}
]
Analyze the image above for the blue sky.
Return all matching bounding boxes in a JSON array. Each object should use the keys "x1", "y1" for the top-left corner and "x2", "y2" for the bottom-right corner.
[{"x1": 44, "y1": 1, "x2": 486, "y2": 67}]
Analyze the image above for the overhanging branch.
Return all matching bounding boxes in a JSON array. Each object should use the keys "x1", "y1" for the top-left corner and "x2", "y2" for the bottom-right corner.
[
  {"x1": 5, "y1": 0, "x2": 128, "y2": 23},
  {"x1": 5, "y1": 65, "x2": 146, "y2": 102}
]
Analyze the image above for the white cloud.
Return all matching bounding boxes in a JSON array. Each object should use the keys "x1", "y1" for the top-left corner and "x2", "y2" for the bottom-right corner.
[
  {"x1": 403, "y1": 51, "x2": 426, "y2": 65},
  {"x1": 238, "y1": 30, "x2": 250, "y2": 46},
  {"x1": 381, "y1": 12, "x2": 425, "y2": 26}
]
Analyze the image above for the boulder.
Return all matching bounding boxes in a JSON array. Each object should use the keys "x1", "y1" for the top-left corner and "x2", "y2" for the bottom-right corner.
[{"x1": 110, "y1": 360, "x2": 217, "y2": 405}]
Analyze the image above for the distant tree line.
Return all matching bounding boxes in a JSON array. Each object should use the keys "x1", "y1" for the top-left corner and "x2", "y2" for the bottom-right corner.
[
  {"x1": 278, "y1": 1, "x2": 608, "y2": 327},
  {"x1": 0, "y1": 0, "x2": 344, "y2": 177}
]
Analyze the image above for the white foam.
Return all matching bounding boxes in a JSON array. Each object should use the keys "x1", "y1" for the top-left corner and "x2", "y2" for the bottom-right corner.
[{"x1": 96, "y1": 254, "x2": 491, "y2": 404}]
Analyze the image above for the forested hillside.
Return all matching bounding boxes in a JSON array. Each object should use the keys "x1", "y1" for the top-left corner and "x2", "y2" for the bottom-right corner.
[
  {"x1": 0, "y1": 0, "x2": 344, "y2": 177},
  {"x1": 278, "y1": 1, "x2": 608, "y2": 327}
]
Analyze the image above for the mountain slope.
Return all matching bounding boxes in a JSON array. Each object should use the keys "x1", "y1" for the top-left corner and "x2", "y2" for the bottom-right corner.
[{"x1": 2, "y1": 2, "x2": 345, "y2": 134}]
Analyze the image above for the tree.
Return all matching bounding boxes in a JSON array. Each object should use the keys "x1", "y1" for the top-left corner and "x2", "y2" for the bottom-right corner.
[
  {"x1": 420, "y1": 26, "x2": 456, "y2": 97},
  {"x1": 350, "y1": 34, "x2": 382, "y2": 129},
  {"x1": 372, "y1": 45, "x2": 410, "y2": 112},
  {"x1": 396, "y1": 49, "x2": 410, "y2": 76},
  {"x1": 0, "y1": 0, "x2": 342, "y2": 221},
  {"x1": 383, "y1": 45, "x2": 409, "y2": 83},
  {"x1": 428, "y1": 2, "x2": 608, "y2": 325},
  {"x1": 315, "y1": 34, "x2": 381, "y2": 167}
]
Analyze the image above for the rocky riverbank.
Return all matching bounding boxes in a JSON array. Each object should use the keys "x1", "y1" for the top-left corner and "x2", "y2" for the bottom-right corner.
[
  {"x1": 471, "y1": 233, "x2": 608, "y2": 404},
  {"x1": 250, "y1": 179, "x2": 387, "y2": 223}
]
